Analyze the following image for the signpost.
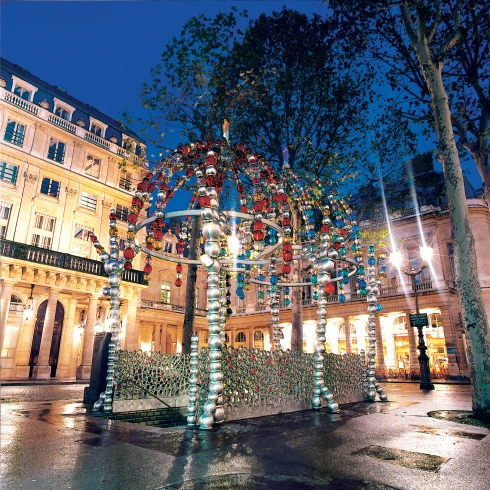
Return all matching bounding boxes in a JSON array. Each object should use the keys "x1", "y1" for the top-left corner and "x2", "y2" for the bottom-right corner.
[{"x1": 409, "y1": 313, "x2": 429, "y2": 328}]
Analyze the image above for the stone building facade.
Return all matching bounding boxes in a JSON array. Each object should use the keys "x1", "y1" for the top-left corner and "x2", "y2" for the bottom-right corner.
[
  {"x1": 0, "y1": 58, "x2": 150, "y2": 380},
  {"x1": 2, "y1": 60, "x2": 488, "y2": 382}
]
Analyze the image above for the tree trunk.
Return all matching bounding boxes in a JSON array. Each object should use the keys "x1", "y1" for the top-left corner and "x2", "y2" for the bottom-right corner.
[
  {"x1": 416, "y1": 43, "x2": 490, "y2": 420},
  {"x1": 182, "y1": 215, "x2": 200, "y2": 354},
  {"x1": 470, "y1": 151, "x2": 490, "y2": 207},
  {"x1": 290, "y1": 207, "x2": 303, "y2": 352}
]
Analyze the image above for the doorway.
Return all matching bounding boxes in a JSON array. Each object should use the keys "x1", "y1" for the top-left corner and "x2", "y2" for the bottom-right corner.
[{"x1": 29, "y1": 300, "x2": 65, "y2": 377}]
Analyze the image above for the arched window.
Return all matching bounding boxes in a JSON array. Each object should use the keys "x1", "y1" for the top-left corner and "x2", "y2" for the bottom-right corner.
[
  {"x1": 9, "y1": 295, "x2": 24, "y2": 313},
  {"x1": 430, "y1": 313, "x2": 442, "y2": 329},
  {"x1": 338, "y1": 323, "x2": 356, "y2": 336},
  {"x1": 224, "y1": 333, "x2": 230, "y2": 343},
  {"x1": 254, "y1": 331, "x2": 264, "y2": 341},
  {"x1": 164, "y1": 239, "x2": 173, "y2": 253},
  {"x1": 236, "y1": 331, "x2": 246, "y2": 343},
  {"x1": 393, "y1": 316, "x2": 407, "y2": 332}
]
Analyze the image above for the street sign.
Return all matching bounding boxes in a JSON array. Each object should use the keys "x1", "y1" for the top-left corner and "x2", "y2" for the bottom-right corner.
[{"x1": 409, "y1": 313, "x2": 429, "y2": 328}]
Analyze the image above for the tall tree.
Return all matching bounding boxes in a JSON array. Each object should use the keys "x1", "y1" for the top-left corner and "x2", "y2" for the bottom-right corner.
[
  {"x1": 138, "y1": 8, "x2": 413, "y2": 353},
  {"x1": 329, "y1": 0, "x2": 490, "y2": 202},
  {"x1": 328, "y1": 0, "x2": 490, "y2": 421},
  {"x1": 218, "y1": 8, "x2": 377, "y2": 181},
  {"x1": 139, "y1": 9, "x2": 247, "y2": 146}
]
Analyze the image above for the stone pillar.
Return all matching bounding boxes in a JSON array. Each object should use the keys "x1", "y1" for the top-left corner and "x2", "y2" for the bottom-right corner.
[
  {"x1": 161, "y1": 324, "x2": 167, "y2": 353},
  {"x1": 231, "y1": 327, "x2": 237, "y2": 348},
  {"x1": 374, "y1": 314, "x2": 386, "y2": 375},
  {"x1": 14, "y1": 296, "x2": 38, "y2": 379},
  {"x1": 329, "y1": 323, "x2": 338, "y2": 354},
  {"x1": 76, "y1": 295, "x2": 98, "y2": 380},
  {"x1": 249, "y1": 326, "x2": 254, "y2": 349},
  {"x1": 123, "y1": 299, "x2": 139, "y2": 351},
  {"x1": 56, "y1": 299, "x2": 78, "y2": 379},
  {"x1": 153, "y1": 325, "x2": 160, "y2": 352},
  {"x1": 439, "y1": 305, "x2": 465, "y2": 378},
  {"x1": 344, "y1": 317, "x2": 352, "y2": 354},
  {"x1": 0, "y1": 282, "x2": 15, "y2": 358},
  {"x1": 406, "y1": 311, "x2": 419, "y2": 369},
  {"x1": 385, "y1": 323, "x2": 396, "y2": 368},
  {"x1": 176, "y1": 326, "x2": 183, "y2": 353},
  {"x1": 357, "y1": 320, "x2": 366, "y2": 355},
  {"x1": 32, "y1": 289, "x2": 59, "y2": 379}
]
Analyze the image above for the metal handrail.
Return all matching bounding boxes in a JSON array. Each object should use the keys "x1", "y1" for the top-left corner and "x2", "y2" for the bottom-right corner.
[
  {"x1": 116, "y1": 377, "x2": 187, "y2": 422},
  {"x1": 0, "y1": 239, "x2": 146, "y2": 285}
]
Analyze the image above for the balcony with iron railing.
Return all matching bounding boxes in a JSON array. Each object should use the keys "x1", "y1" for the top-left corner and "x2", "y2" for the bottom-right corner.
[
  {"x1": 1, "y1": 86, "x2": 147, "y2": 168},
  {"x1": 0, "y1": 239, "x2": 147, "y2": 285},
  {"x1": 140, "y1": 299, "x2": 207, "y2": 316}
]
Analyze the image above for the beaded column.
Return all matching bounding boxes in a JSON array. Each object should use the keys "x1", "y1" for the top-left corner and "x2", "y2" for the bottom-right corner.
[
  {"x1": 312, "y1": 206, "x2": 339, "y2": 412},
  {"x1": 199, "y1": 182, "x2": 225, "y2": 429},
  {"x1": 268, "y1": 257, "x2": 281, "y2": 350},
  {"x1": 187, "y1": 334, "x2": 199, "y2": 425},
  {"x1": 365, "y1": 244, "x2": 388, "y2": 402},
  {"x1": 92, "y1": 211, "x2": 124, "y2": 413}
]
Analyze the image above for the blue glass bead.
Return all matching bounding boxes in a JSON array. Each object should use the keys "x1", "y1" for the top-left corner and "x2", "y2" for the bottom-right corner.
[
  {"x1": 376, "y1": 304, "x2": 383, "y2": 311},
  {"x1": 270, "y1": 275, "x2": 278, "y2": 284},
  {"x1": 368, "y1": 257, "x2": 376, "y2": 265},
  {"x1": 339, "y1": 294, "x2": 346, "y2": 302}
]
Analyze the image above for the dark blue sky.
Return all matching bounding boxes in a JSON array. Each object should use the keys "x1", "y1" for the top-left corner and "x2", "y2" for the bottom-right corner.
[
  {"x1": 1, "y1": 1, "x2": 324, "y2": 141},
  {"x1": 1, "y1": 0, "x2": 483, "y2": 190}
]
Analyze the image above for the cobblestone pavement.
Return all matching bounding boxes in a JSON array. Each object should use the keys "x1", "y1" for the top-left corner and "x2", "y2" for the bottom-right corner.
[
  {"x1": 1, "y1": 382, "x2": 488, "y2": 490},
  {"x1": 1, "y1": 383, "x2": 86, "y2": 404}
]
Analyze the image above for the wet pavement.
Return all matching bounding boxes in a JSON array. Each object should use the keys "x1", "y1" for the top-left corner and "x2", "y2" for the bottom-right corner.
[{"x1": 1, "y1": 382, "x2": 488, "y2": 489}]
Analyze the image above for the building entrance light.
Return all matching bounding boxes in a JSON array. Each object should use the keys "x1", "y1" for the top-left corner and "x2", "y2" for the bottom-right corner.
[
  {"x1": 24, "y1": 284, "x2": 34, "y2": 319},
  {"x1": 389, "y1": 245, "x2": 434, "y2": 390}
]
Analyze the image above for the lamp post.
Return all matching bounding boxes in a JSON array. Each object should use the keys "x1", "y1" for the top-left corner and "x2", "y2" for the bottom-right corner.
[
  {"x1": 391, "y1": 246, "x2": 435, "y2": 390},
  {"x1": 24, "y1": 284, "x2": 35, "y2": 319}
]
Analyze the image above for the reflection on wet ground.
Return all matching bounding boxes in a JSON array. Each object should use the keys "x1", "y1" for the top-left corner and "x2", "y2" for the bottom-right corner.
[
  {"x1": 161, "y1": 472, "x2": 400, "y2": 489},
  {"x1": 5, "y1": 397, "x2": 416, "y2": 457},
  {"x1": 1, "y1": 382, "x2": 484, "y2": 490}
]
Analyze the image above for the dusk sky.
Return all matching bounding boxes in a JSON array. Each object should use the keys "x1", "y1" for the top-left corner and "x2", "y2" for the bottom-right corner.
[{"x1": 1, "y1": 0, "x2": 483, "y2": 190}]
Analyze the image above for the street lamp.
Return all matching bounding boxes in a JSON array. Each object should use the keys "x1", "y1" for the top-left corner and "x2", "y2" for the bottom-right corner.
[
  {"x1": 24, "y1": 284, "x2": 34, "y2": 319},
  {"x1": 390, "y1": 245, "x2": 435, "y2": 390}
]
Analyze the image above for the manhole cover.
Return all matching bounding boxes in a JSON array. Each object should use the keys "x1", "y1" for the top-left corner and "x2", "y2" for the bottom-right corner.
[
  {"x1": 353, "y1": 445, "x2": 448, "y2": 472},
  {"x1": 428, "y1": 410, "x2": 490, "y2": 429},
  {"x1": 414, "y1": 426, "x2": 487, "y2": 440}
]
